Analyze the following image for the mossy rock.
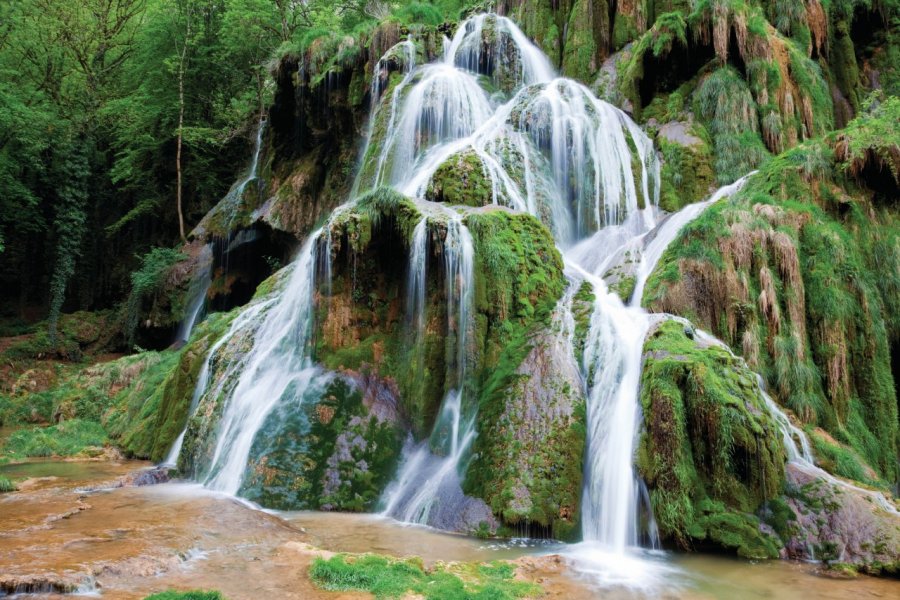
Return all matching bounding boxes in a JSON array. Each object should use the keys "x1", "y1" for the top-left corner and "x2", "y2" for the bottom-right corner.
[
  {"x1": 636, "y1": 320, "x2": 786, "y2": 556},
  {"x1": 425, "y1": 151, "x2": 492, "y2": 207},
  {"x1": 240, "y1": 375, "x2": 403, "y2": 511},
  {"x1": 643, "y1": 110, "x2": 899, "y2": 484}
]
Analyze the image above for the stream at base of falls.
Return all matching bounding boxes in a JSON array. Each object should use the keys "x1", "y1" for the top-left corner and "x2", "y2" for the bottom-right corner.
[{"x1": 2, "y1": 457, "x2": 898, "y2": 600}]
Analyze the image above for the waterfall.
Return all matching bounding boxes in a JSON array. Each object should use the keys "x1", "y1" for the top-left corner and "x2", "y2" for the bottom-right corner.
[
  {"x1": 202, "y1": 233, "x2": 320, "y2": 493},
  {"x1": 406, "y1": 217, "x2": 429, "y2": 337},
  {"x1": 175, "y1": 244, "x2": 213, "y2": 344},
  {"x1": 380, "y1": 213, "x2": 478, "y2": 528},
  {"x1": 162, "y1": 297, "x2": 273, "y2": 467},
  {"x1": 366, "y1": 13, "x2": 663, "y2": 536}
]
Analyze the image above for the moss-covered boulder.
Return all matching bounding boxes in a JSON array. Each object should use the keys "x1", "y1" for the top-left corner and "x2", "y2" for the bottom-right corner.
[
  {"x1": 425, "y1": 151, "x2": 492, "y2": 207},
  {"x1": 637, "y1": 320, "x2": 786, "y2": 558},
  {"x1": 462, "y1": 208, "x2": 573, "y2": 537},
  {"x1": 318, "y1": 193, "x2": 573, "y2": 533},
  {"x1": 780, "y1": 463, "x2": 900, "y2": 573},
  {"x1": 240, "y1": 375, "x2": 404, "y2": 511}
]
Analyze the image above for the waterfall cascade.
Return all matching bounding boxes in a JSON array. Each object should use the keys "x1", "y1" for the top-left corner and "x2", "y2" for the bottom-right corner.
[
  {"x1": 168, "y1": 13, "x2": 893, "y2": 576},
  {"x1": 362, "y1": 13, "x2": 663, "y2": 530},
  {"x1": 379, "y1": 212, "x2": 480, "y2": 528}
]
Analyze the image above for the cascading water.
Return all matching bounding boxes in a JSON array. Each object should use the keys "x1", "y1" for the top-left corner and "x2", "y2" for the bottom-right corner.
[
  {"x1": 571, "y1": 174, "x2": 754, "y2": 554},
  {"x1": 175, "y1": 244, "x2": 213, "y2": 344},
  {"x1": 380, "y1": 212, "x2": 480, "y2": 529},
  {"x1": 162, "y1": 298, "x2": 272, "y2": 467},
  {"x1": 367, "y1": 13, "x2": 665, "y2": 536},
  {"x1": 202, "y1": 233, "x2": 321, "y2": 493}
]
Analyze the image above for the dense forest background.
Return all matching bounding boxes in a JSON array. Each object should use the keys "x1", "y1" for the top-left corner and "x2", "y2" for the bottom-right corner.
[{"x1": 0, "y1": 0, "x2": 476, "y2": 340}]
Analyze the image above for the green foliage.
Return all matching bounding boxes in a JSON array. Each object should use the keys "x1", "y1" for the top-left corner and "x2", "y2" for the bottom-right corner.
[
  {"x1": 310, "y1": 554, "x2": 539, "y2": 600},
  {"x1": 47, "y1": 140, "x2": 90, "y2": 345},
  {"x1": 2, "y1": 419, "x2": 109, "y2": 459},
  {"x1": 644, "y1": 113, "x2": 900, "y2": 485},
  {"x1": 143, "y1": 592, "x2": 223, "y2": 600},
  {"x1": 835, "y1": 95, "x2": 900, "y2": 184},
  {"x1": 392, "y1": 3, "x2": 445, "y2": 27},
  {"x1": 125, "y1": 247, "x2": 188, "y2": 347}
]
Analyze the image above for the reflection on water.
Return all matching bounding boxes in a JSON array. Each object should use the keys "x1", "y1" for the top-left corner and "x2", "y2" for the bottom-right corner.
[{"x1": 0, "y1": 459, "x2": 137, "y2": 482}]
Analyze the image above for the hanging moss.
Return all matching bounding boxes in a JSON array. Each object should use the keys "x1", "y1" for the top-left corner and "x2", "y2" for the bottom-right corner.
[
  {"x1": 644, "y1": 109, "x2": 899, "y2": 484},
  {"x1": 695, "y1": 66, "x2": 771, "y2": 183},
  {"x1": 561, "y1": 0, "x2": 608, "y2": 83},
  {"x1": 656, "y1": 129, "x2": 716, "y2": 211}
]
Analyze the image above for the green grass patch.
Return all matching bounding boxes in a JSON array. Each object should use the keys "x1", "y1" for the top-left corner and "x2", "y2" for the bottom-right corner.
[
  {"x1": 310, "y1": 554, "x2": 539, "y2": 599},
  {"x1": 2, "y1": 419, "x2": 108, "y2": 459},
  {"x1": 0, "y1": 475, "x2": 16, "y2": 492},
  {"x1": 143, "y1": 592, "x2": 223, "y2": 600},
  {"x1": 809, "y1": 430, "x2": 887, "y2": 489}
]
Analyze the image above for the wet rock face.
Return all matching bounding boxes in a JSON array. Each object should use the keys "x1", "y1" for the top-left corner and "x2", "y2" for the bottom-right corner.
[
  {"x1": 471, "y1": 320, "x2": 586, "y2": 540},
  {"x1": 781, "y1": 464, "x2": 900, "y2": 573},
  {"x1": 239, "y1": 376, "x2": 403, "y2": 512}
]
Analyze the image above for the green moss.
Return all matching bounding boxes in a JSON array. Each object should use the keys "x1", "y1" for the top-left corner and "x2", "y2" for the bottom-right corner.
[
  {"x1": 310, "y1": 554, "x2": 539, "y2": 600},
  {"x1": 240, "y1": 376, "x2": 403, "y2": 511},
  {"x1": 808, "y1": 429, "x2": 887, "y2": 489},
  {"x1": 643, "y1": 112, "x2": 900, "y2": 485},
  {"x1": 637, "y1": 321, "x2": 786, "y2": 556},
  {"x1": 425, "y1": 151, "x2": 492, "y2": 207},
  {"x1": 463, "y1": 210, "x2": 576, "y2": 537},
  {"x1": 657, "y1": 132, "x2": 716, "y2": 211},
  {"x1": 561, "y1": 0, "x2": 606, "y2": 82},
  {"x1": 612, "y1": 13, "x2": 638, "y2": 50},
  {"x1": 695, "y1": 66, "x2": 771, "y2": 184},
  {"x1": 689, "y1": 500, "x2": 783, "y2": 559},
  {"x1": 572, "y1": 280, "x2": 594, "y2": 364},
  {"x1": 608, "y1": 275, "x2": 636, "y2": 303}
]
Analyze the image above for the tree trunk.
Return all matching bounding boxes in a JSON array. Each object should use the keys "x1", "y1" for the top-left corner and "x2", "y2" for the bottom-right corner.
[
  {"x1": 175, "y1": 8, "x2": 191, "y2": 243},
  {"x1": 176, "y1": 62, "x2": 186, "y2": 242}
]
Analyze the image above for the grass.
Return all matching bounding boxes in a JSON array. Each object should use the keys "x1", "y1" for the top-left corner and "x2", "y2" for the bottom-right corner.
[
  {"x1": 310, "y1": 554, "x2": 539, "y2": 600},
  {"x1": 0, "y1": 475, "x2": 16, "y2": 492},
  {"x1": 143, "y1": 592, "x2": 223, "y2": 600},
  {"x1": 809, "y1": 430, "x2": 887, "y2": 489},
  {"x1": 2, "y1": 419, "x2": 109, "y2": 459}
]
